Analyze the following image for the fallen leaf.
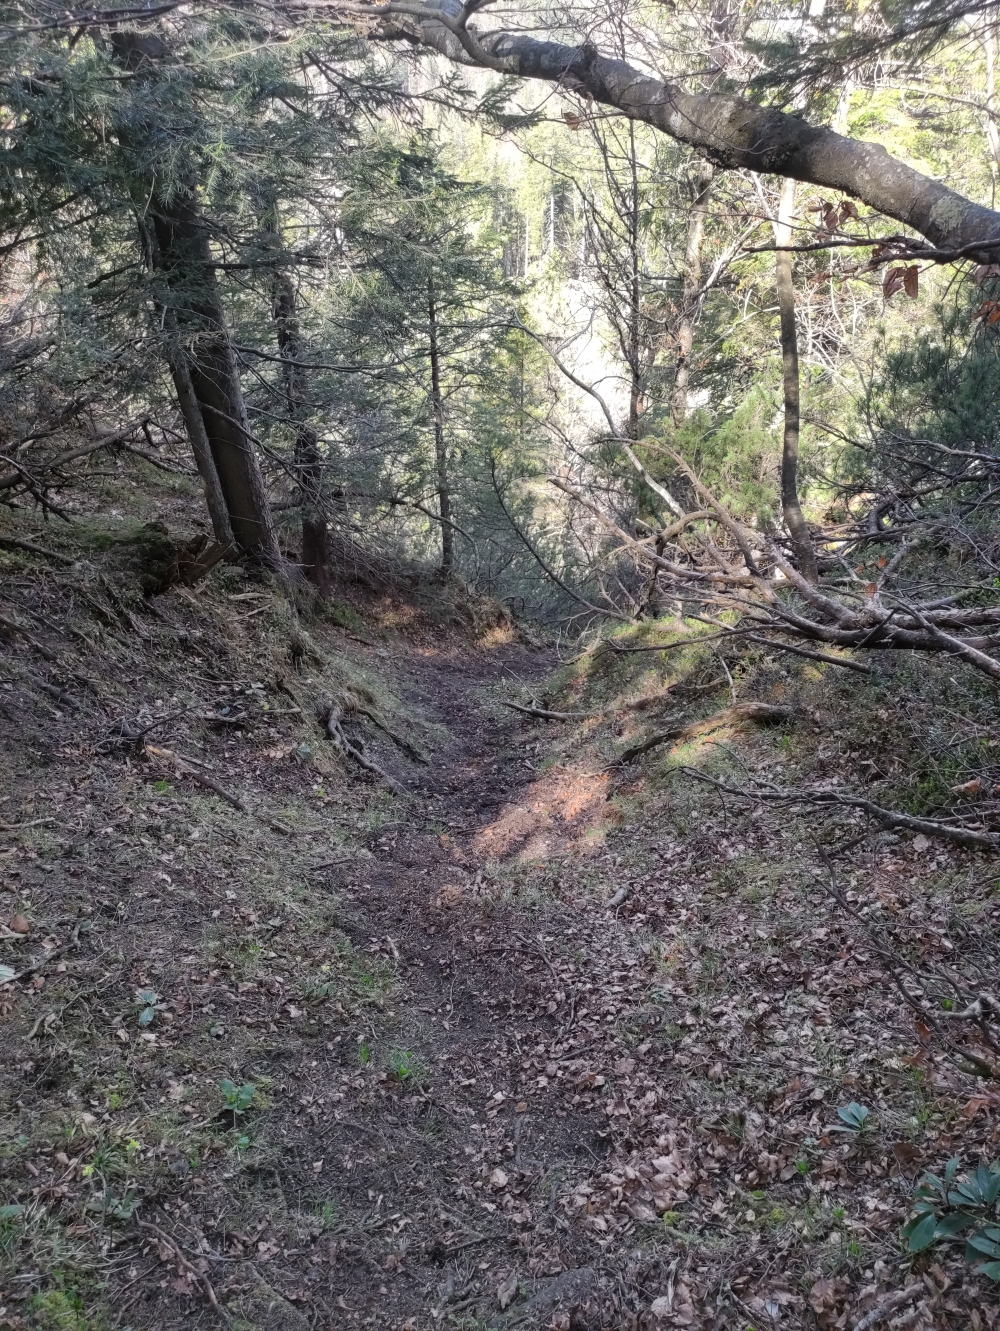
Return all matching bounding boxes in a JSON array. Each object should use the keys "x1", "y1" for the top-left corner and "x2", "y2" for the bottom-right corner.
[
  {"x1": 809, "y1": 1277, "x2": 837, "y2": 1313},
  {"x1": 10, "y1": 915, "x2": 29, "y2": 935},
  {"x1": 497, "y1": 1270, "x2": 518, "y2": 1309},
  {"x1": 490, "y1": 1167, "x2": 508, "y2": 1189},
  {"x1": 950, "y1": 777, "x2": 981, "y2": 796},
  {"x1": 562, "y1": 111, "x2": 581, "y2": 130}
]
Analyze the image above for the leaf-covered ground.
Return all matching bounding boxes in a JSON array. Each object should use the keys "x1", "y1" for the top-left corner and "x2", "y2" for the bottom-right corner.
[{"x1": 2, "y1": 511, "x2": 1000, "y2": 1331}]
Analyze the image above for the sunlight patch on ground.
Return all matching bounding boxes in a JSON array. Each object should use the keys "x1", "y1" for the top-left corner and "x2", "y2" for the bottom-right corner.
[{"x1": 472, "y1": 767, "x2": 612, "y2": 862}]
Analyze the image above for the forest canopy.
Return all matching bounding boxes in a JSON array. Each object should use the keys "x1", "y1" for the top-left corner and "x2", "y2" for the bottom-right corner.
[{"x1": 3, "y1": 0, "x2": 1000, "y2": 665}]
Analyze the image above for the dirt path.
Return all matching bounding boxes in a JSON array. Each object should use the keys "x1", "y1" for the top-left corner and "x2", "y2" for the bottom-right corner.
[
  {"x1": 4, "y1": 606, "x2": 999, "y2": 1331},
  {"x1": 281, "y1": 643, "x2": 617, "y2": 1329}
]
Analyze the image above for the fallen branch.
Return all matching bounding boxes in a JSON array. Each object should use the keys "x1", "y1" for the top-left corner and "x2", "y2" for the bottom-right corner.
[
  {"x1": 136, "y1": 1219, "x2": 231, "y2": 1324},
  {"x1": 0, "y1": 816, "x2": 56, "y2": 832},
  {"x1": 747, "y1": 635, "x2": 872, "y2": 674},
  {"x1": 6, "y1": 921, "x2": 85, "y2": 984},
  {"x1": 853, "y1": 1283, "x2": 924, "y2": 1330},
  {"x1": 0, "y1": 612, "x2": 59, "y2": 662},
  {"x1": 615, "y1": 702, "x2": 794, "y2": 765},
  {"x1": 500, "y1": 700, "x2": 592, "y2": 720},
  {"x1": 677, "y1": 768, "x2": 999, "y2": 849},
  {"x1": 144, "y1": 744, "x2": 248, "y2": 811},
  {"x1": 0, "y1": 535, "x2": 75, "y2": 565}
]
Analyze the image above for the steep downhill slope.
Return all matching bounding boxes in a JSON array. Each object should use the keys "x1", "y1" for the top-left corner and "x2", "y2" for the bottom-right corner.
[{"x1": 2, "y1": 493, "x2": 1000, "y2": 1331}]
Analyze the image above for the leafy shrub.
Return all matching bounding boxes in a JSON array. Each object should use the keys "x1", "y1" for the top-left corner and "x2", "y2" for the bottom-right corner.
[{"x1": 903, "y1": 1157, "x2": 1000, "y2": 1278}]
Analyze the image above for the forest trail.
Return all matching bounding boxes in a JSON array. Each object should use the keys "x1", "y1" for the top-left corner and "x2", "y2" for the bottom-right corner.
[{"x1": 3, "y1": 576, "x2": 1000, "y2": 1331}]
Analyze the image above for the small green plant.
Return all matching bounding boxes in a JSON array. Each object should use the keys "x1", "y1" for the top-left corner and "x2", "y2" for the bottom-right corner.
[
  {"x1": 829, "y1": 1102, "x2": 871, "y2": 1137},
  {"x1": 86, "y1": 1190, "x2": 137, "y2": 1221},
  {"x1": 0, "y1": 1203, "x2": 24, "y2": 1259},
  {"x1": 903, "y1": 1156, "x2": 1000, "y2": 1278},
  {"x1": 387, "y1": 1048, "x2": 424, "y2": 1084},
  {"x1": 357, "y1": 1043, "x2": 372, "y2": 1067},
  {"x1": 219, "y1": 1079, "x2": 256, "y2": 1115},
  {"x1": 134, "y1": 989, "x2": 167, "y2": 1028}
]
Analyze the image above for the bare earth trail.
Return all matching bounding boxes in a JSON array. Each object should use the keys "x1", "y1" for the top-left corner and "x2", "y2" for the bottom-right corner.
[{"x1": 294, "y1": 641, "x2": 622, "y2": 1330}]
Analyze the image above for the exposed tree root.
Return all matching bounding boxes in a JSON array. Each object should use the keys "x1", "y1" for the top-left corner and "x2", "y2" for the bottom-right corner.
[{"x1": 318, "y1": 701, "x2": 404, "y2": 794}]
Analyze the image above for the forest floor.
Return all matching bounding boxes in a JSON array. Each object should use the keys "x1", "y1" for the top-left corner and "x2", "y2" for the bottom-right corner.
[{"x1": 2, "y1": 506, "x2": 1000, "y2": 1331}]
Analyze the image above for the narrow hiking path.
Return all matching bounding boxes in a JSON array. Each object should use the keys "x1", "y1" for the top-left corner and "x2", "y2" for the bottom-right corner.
[
  {"x1": 3, "y1": 584, "x2": 1000, "y2": 1331},
  {"x1": 271, "y1": 641, "x2": 625, "y2": 1329}
]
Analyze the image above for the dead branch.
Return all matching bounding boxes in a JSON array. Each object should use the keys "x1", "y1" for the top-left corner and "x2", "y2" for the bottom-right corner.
[
  {"x1": 144, "y1": 744, "x2": 249, "y2": 811},
  {"x1": 746, "y1": 635, "x2": 872, "y2": 673},
  {"x1": 136, "y1": 1219, "x2": 231, "y2": 1324},
  {"x1": 615, "y1": 702, "x2": 794, "y2": 765},
  {"x1": 6, "y1": 921, "x2": 85, "y2": 983},
  {"x1": 0, "y1": 535, "x2": 75, "y2": 565},
  {"x1": 500, "y1": 700, "x2": 592, "y2": 720},
  {"x1": 0, "y1": 611, "x2": 59, "y2": 661},
  {"x1": 853, "y1": 1284, "x2": 924, "y2": 1331},
  {"x1": 677, "y1": 768, "x2": 999, "y2": 849}
]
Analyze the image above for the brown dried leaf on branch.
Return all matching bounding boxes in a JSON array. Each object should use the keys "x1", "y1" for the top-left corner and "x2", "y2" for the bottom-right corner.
[{"x1": 883, "y1": 265, "x2": 919, "y2": 298}]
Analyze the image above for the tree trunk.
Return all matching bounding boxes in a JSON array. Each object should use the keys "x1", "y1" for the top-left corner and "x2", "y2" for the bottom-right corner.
[
  {"x1": 672, "y1": 162, "x2": 714, "y2": 423},
  {"x1": 389, "y1": 11, "x2": 1000, "y2": 254},
  {"x1": 626, "y1": 121, "x2": 643, "y2": 440},
  {"x1": 773, "y1": 178, "x2": 818, "y2": 585},
  {"x1": 164, "y1": 321, "x2": 234, "y2": 550},
  {"x1": 269, "y1": 254, "x2": 332, "y2": 596},
  {"x1": 427, "y1": 276, "x2": 453, "y2": 577},
  {"x1": 150, "y1": 194, "x2": 281, "y2": 567},
  {"x1": 110, "y1": 31, "x2": 279, "y2": 567}
]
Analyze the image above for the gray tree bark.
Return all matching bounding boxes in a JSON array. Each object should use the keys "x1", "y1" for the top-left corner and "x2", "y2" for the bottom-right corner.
[
  {"x1": 671, "y1": 162, "x2": 715, "y2": 423},
  {"x1": 375, "y1": 1, "x2": 1000, "y2": 253},
  {"x1": 268, "y1": 251, "x2": 332, "y2": 595},
  {"x1": 150, "y1": 194, "x2": 281, "y2": 566},
  {"x1": 427, "y1": 276, "x2": 454, "y2": 576},
  {"x1": 773, "y1": 178, "x2": 818, "y2": 584}
]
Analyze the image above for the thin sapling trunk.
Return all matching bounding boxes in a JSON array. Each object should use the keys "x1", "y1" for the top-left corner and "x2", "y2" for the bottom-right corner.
[{"x1": 773, "y1": 177, "x2": 819, "y2": 585}]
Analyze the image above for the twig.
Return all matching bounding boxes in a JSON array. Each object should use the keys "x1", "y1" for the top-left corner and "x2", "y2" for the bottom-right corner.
[
  {"x1": 144, "y1": 744, "x2": 248, "y2": 811},
  {"x1": 0, "y1": 612, "x2": 59, "y2": 662},
  {"x1": 7, "y1": 922, "x2": 84, "y2": 983},
  {"x1": 0, "y1": 816, "x2": 56, "y2": 831},
  {"x1": 853, "y1": 1283, "x2": 923, "y2": 1331},
  {"x1": 136, "y1": 1219, "x2": 230, "y2": 1323},
  {"x1": 746, "y1": 634, "x2": 872, "y2": 673},
  {"x1": 676, "y1": 767, "x2": 999, "y2": 849}
]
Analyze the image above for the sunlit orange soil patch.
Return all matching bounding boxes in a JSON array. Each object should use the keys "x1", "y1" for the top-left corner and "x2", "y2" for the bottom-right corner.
[{"x1": 472, "y1": 766, "x2": 612, "y2": 862}]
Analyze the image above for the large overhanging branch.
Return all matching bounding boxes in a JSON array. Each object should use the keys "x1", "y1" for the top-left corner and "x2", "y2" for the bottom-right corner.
[{"x1": 331, "y1": 0, "x2": 1000, "y2": 256}]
